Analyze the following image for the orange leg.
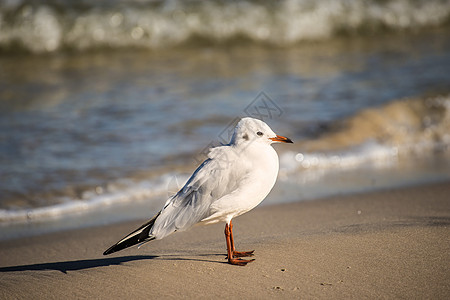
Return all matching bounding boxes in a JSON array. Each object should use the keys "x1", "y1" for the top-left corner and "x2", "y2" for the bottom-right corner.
[{"x1": 225, "y1": 220, "x2": 255, "y2": 266}]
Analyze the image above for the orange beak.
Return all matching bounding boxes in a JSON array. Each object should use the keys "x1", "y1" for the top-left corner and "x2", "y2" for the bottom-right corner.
[{"x1": 269, "y1": 135, "x2": 293, "y2": 143}]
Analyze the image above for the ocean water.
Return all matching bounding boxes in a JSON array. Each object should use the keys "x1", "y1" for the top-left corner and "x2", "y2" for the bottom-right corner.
[{"x1": 1, "y1": 0, "x2": 450, "y2": 240}]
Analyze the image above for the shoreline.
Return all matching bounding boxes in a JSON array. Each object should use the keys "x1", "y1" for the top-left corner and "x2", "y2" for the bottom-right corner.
[
  {"x1": 1, "y1": 170, "x2": 448, "y2": 242},
  {"x1": 1, "y1": 181, "x2": 449, "y2": 298}
]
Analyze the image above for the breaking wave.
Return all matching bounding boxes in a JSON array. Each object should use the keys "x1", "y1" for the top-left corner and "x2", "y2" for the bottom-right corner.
[
  {"x1": 280, "y1": 94, "x2": 450, "y2": 174},
  {"x1": 1, "y1": 0, "x2": 450, "y2": 53}
]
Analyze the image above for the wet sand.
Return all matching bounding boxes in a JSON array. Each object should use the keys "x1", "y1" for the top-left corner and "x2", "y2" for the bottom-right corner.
[{"x1": 1, "y1": 181, "x2": 449, "y2": 299}]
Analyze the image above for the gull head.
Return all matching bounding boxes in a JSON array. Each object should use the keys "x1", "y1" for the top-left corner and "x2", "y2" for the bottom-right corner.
[{"x1": 230, "y1": 117, "x2": 293, "y2": 146}]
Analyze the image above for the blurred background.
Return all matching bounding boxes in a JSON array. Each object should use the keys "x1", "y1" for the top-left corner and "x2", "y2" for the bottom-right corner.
[{"x1": 1, "y1": 0, "x2": 449, "y2": 239}]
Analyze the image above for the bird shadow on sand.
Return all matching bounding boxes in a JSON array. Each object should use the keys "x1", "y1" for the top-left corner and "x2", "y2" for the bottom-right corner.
[
  {"x1": 0, "y1": 255, "x2": 158, "y2": 274},
  {"x1": 0, "y1": 253, "x2": 228, "y2": 274}
]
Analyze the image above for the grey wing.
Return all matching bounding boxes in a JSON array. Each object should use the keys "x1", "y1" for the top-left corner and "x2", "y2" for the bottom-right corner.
[{"x1": 149, "y1": 157, "x2": 237, "y2": 239}]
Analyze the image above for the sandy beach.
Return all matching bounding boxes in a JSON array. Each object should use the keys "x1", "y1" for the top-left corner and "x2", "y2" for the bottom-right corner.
[{"x1": 1, "y1": 181, "x2": 449, "y2": 299}]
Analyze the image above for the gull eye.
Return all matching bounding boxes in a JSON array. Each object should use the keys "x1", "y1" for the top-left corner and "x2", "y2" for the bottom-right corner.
[{"x1": 257, "y1": 131, "x2": 263, "y2": 136}]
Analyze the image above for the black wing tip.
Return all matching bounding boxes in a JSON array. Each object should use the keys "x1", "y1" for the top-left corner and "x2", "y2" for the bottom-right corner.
[
  {"x1": 103, "y1": 243, "x2": 122, "y2": 255},
  {"x1": 102, "y1": 212, "x2": 160, "y2": 256},
  {"x1": 103, "y1": 247, "x2": 115, "y2": 256},
  {"x1": 103, "y1": 236, "x2": 155, "y2": 256}
]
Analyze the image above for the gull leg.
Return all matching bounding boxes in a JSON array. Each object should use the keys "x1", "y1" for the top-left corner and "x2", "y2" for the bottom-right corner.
[
  {"x1": 229, "y1": 220, "x2": 254, "y2": 258},
  {"x1": 225, "y1": 222, "x2": 255, "y2": 266}
]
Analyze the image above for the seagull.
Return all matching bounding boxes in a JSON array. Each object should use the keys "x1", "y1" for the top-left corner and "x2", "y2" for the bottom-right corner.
[{"x1": 103, "y1": 117, "x2": 293, "y2": 266}]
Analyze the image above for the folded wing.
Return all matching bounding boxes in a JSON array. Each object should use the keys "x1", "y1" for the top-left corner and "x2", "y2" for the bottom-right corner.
[{"x1": 103, "y1": 145, "x2": 246, "y2": 254}]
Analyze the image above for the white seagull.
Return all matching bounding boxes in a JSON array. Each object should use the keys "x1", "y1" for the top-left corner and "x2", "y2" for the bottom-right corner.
[{"x1": 104, "y1": 117, "x2": 293, "y2": 266}]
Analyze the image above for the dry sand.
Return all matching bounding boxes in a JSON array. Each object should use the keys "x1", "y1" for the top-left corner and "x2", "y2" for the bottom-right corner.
[{"x1": 1, "y1": 181, "x2": 449, "y2": 299}]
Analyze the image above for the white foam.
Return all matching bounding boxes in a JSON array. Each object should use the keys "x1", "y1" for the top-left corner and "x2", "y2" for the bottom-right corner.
[
  {"x1": 1, "y1": 0, "x2": 450, "y2": 53},
  {"x1": 0, "y1": 173, "x2": 189, "y2": 224},
  {"x1": 280, "y1": 140, "x2": 399, "y2": 175}
]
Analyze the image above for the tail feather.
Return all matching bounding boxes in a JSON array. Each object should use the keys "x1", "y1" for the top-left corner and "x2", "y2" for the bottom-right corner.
[{"x1": 103, "y1": 212, "x2": 160, "y2": 255}]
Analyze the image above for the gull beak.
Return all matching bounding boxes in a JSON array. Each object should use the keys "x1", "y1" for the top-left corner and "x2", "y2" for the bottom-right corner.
[{"x1": 270, "y1": 135, "x2": 293, "y2": 144}]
